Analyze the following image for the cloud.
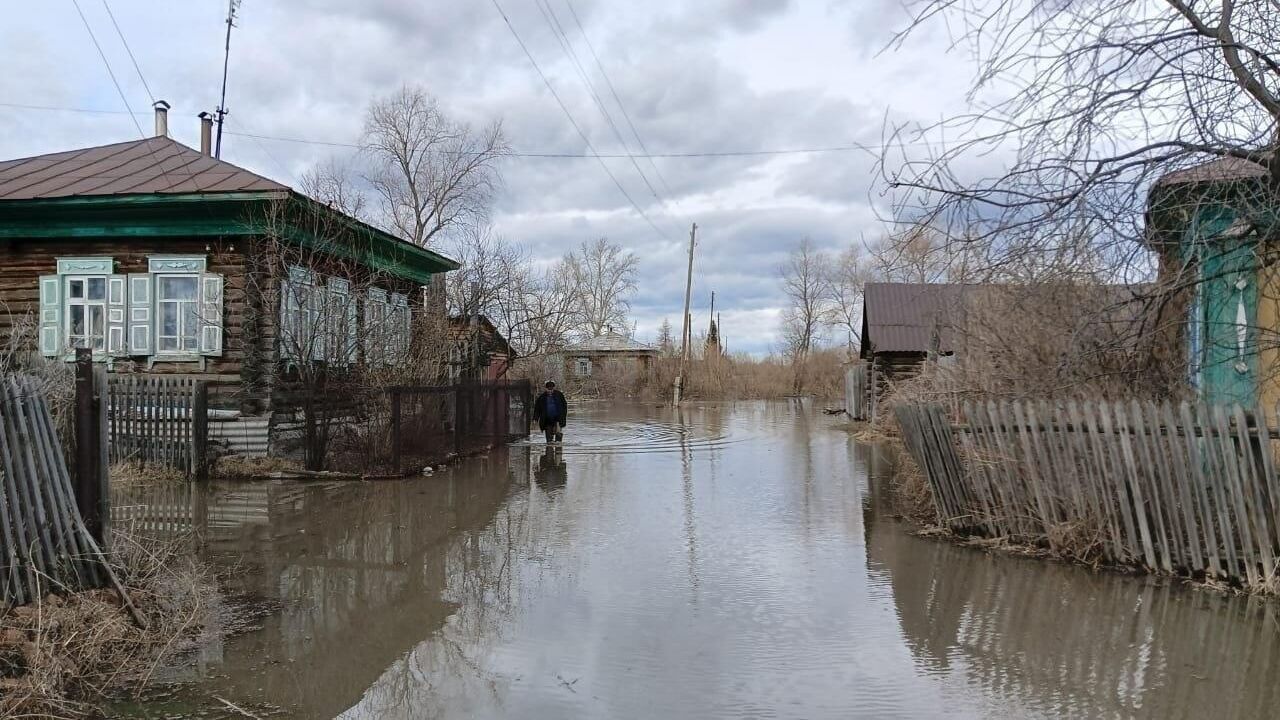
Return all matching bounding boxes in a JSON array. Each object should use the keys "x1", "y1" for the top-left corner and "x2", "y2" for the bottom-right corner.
[{"x1": 0, "y1": 0, "x2": 977, "y2": 354}]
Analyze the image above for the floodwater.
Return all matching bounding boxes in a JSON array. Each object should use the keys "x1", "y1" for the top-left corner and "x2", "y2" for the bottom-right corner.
[{"x1": 110, "y1": 401, "x2": 1280, "y2": 719}]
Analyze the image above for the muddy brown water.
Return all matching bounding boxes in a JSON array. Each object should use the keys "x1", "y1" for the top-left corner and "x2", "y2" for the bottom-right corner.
[{"x1": 108, "y1": 401, "x2": 1280, "y2": 719}]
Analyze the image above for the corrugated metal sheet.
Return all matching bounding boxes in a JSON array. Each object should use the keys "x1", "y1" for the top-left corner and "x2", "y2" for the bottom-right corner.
[
  {"x1": 0, "y1": 136, "x2": 286, "y2": 200},
  {"x1": 864, "y1": 282, "x2": 1151, "y2": 356},
  {"x1": 1155, "y1": 156, "x2": 1269, "y2": 187},
  {"x1": 863, "y1": 283, "x2": 965, "y2": 354},
  {"x1": 566, "y1": 332, "x2": 656, "y2": 353}
]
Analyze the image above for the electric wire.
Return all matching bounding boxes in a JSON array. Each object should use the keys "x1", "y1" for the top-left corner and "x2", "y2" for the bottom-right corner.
[
  {"x1": 534, "y1": 0, "x2": 686, "y2": 239},
  {"x1": 490, "y1": 0, "x2": 673, "y2": 242},
  {"x1": 0, "y1": 103, "x2": 939, "y2": 158}
]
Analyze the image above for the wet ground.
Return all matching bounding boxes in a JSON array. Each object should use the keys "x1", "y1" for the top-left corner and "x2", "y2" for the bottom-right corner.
[{"x1": 109, "y1": 401, "x2": 1280, "y2": 719}]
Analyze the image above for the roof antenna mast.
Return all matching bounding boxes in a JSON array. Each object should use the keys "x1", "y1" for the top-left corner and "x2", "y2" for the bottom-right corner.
[{"x1": 214, "y1": 0, "x2": 242, "y2": 159}]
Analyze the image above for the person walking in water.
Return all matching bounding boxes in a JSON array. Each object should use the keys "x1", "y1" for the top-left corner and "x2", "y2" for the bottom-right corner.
[{"x1": 534, "y1": 380, "x2": 568, "y2": 443}]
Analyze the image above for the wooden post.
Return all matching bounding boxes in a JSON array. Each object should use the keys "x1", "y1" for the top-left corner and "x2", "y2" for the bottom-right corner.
[
  {"x1": 452, "y1": 386, "x2": 463, "y2": 456},
  {"x1": 94, "y1": 366, "x2": 110, "y2": 547},
  {"x1": 675, "y1": 222, "x2": 697, "y2": 404},
  {"x1": 73, "y1": 349, "x2": 103, "y2": 543},
  {"x1": 390, "y1": 388, "x2": 402, "y2": 475},
  {"x1": 193, "y1": 381, "x2": 209, "y2": 481}
]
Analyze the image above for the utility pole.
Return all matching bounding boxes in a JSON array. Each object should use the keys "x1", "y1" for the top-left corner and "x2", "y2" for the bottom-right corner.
[
  {"x1": 675, "y1": 222, "x2": 697, "y2": 404},
  {"x1": 214, "y1": 0, "x2": 241, "y2": 159}
]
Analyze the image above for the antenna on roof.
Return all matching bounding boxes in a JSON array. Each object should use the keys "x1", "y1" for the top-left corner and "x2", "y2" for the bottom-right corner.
[{"x1": 214, "y1": 0, "x2": 242, "y2": 158}]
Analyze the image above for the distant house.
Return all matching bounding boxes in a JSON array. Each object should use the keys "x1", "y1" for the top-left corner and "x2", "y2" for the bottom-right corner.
[
  {"x1": 446, "y1": 315, "x2": 512, "y2": 381},
  {"x1": 1146, "y1": 155, "x2": 1279, "y2": 407},
  {"x1": 0, "y1": 103, "x2": 458, "y2": 455},
  {"x1": 860, "y1": 282, "x2": 964, "y2": 377},
  {"x1": 852, "y1": 281, "x2": 1152, "y2": 419},
  {"x1": 558, "y1": 332, "x2": 656, "y2": 384}
]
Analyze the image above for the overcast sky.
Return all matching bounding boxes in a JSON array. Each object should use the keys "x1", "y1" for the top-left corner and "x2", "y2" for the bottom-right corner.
[{"x1": 1, "y1": 0, "x2": 977, "y2": 354}]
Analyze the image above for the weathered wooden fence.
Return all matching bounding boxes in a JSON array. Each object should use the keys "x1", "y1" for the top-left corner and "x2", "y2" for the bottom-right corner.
[
  {"x1": 106, "y1": 375, "x2": 208, "y2": 477},
  {"x1": 384, "y1": 380, "x2": 532, "y2": 476},
  {"x1": 844, "y1": 361, "x2": 873, "y2": 421},
  {"x1": 0, "y1": 374, "x2": 106, "y2": 606},
  {"x1": 895, "y1": 400, "x2": 1280, "y2": 589}
]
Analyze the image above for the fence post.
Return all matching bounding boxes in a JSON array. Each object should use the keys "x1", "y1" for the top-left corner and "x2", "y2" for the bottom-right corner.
[
  {"x1": 453, "y1": 385, "x2": 463, "y2": 456},
  {"x1": 524, "y1": 380, "x2": 532, "y2": 437},
  {"x1": 94, "y1": 366, "x2": 110, "y2": 547},
  {"x1": 73, "y1": 348, "x2": 103, "y2": 543},
  {"x1": 390, "y1": 388, "x2": 402, "y2": 475},
  {"x1": 193, "y1": 381, "x2": 209, "y2": 481}
]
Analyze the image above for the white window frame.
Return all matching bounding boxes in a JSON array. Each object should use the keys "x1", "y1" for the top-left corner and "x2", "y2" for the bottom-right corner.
[
  {"x1": 575, "y1": 357, "x2": 592, "y2": 377},
  {"x1": 64, "y1": 275, "x2": 109, "y2": 352},
  {"x1": 155, "y1": 274, "x2": 201, "y2": 355},
  {"x1": 147, "y1": 256, "x2": 210, "y2": 361}
]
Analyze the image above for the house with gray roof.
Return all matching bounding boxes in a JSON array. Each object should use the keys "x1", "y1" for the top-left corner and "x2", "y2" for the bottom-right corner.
[{"x1": 556, "y1": 331, "x2": 656, "y2": 387}]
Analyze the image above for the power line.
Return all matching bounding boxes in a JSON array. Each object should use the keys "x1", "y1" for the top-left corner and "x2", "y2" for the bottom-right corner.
[
  {"x1": 220, "y1": 129, "x2": 893, "y2": 158},
  {"x1": 533, "y1": 0, "x2": 683, "y2": 237},
  {"x1": 0, "y1": 102, "x2": 942, "y2": 157},
  {"x1": 564, "y1": 0, "x2": 680, "y2": 200},
  {"x1": 69, "y1": 0, "x2": 148, "y2": 141},
  {"x1": 91, "y1": 0, "x2": 199, "y2": 191},
  {"x1": 99, "y1": 0, "x2": 155, "y2": 102},
  {"x1": 489, "y1": 0, "x2": 671, "y2": 242}
]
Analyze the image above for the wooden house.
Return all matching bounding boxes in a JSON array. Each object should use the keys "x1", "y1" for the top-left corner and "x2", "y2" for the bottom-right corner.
[
  {"x1": 1146, "y1": 155, "x2": 1280, "y2": 407},
  {"x1": 0, "y1": 105, "x2": 458, "y2": 455},
  {"x1": 446, "y1": 315, "x2": 512, "y2": 381},
  {"x1": 556, "y1": 332, "x2": 656, "y2": 384}
]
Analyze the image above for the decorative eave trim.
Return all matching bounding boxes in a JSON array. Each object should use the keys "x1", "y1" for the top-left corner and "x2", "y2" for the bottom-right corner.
[{"x1": 0, "y1": 191, "x2": 459, "y2": 283}]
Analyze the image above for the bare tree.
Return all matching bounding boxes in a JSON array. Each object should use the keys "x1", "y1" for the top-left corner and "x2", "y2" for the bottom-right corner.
[
  {"x1": 656, "y1": 318, "x2": 676, "y2": 357},
  {"x1": 826, "y1": 244, "x2": 872, "y2": 356},
  {"x1": 363, "y1": 85, "x2": 510, "y2": 247},
  {"x1": 883, "y1": 0, "x2": 1280, "y2": 282},
  {"x1": 779, "y1": 238, "x2": 833, "y2": 394},
  {"x1": 443, "y1": 226, "x2": 579, "y2": 366},
  {"x1": 299, "y1": 158, "x2": 369, "y2": 221},
  {"x1": 562, "y1": 237, "x2": 639, "y2": 339}
]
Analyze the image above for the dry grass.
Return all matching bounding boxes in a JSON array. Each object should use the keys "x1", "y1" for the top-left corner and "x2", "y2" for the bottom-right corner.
[
  {"x1": 109, "y1": 461, "x2": 185, "y2": 488},
  {"x1": 212, "y1": 454, "x2": 302, "y2": 480},
  {"x1": 0, "y1": 531, "x2": 217, "y2": 719}
]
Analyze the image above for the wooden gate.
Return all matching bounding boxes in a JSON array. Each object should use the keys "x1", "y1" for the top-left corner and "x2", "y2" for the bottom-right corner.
[{"x1": 106, "y1": 375, "x2": 208, "y2": 477}]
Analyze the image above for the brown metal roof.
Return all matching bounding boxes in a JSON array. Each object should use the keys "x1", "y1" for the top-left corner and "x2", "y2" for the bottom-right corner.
[
  {"x1": 0, "y1": 136, "x2": 287, "y2": 200},
  {"x1": 862, "y1": 283, "x2": 965, "y2": 355},
  {"x1": 1155, "y1": 156, "x2": 1269, "y2": 187}
]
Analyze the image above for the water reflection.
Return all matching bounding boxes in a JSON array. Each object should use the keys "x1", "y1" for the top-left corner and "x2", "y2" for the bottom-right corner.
[
  {"x1": 864, "y1": 447, "x2": 1280, "y2": 720},
  {"x1": 534, "y1": 446, "x2": 567, "y2": 494},
  {"x1": 110, "y1": 402, "x2": 1280, "y2": 720}
]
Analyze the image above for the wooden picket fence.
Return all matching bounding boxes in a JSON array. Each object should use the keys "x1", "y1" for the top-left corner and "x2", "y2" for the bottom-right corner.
[
  {"x1": 106, "y1": 375, "x2": 208, "y2": 476},
  {"x1": 895, "y1": 400, "x2": 1280, "y2": 589},
  {"x1": 0, "y1": 375, "x2": 106, "y2": 606}
]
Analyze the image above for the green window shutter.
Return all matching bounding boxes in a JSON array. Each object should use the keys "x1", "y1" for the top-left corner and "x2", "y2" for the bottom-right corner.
[
  {"x1": 128, "y1": 274, "x2": 153, "y2": 355},
  {"x1": 38, "y1": 275, "x2": 61, "y2": 357},
  {"x1": 107, "y1": 275, "x2": 127, "y2": 355},
  {"x1": 199, "y1": 273, "x2": 224, "y2": 356}
]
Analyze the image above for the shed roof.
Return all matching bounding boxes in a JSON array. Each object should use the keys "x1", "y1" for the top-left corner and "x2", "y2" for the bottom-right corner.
[
  {"x1": 1154, "y1": 155, "x2": 1269, "y2": 187},
  {"x1": 0, "y1": 136, "x2": 286, "y2": 200},
  {"x1": 565, "y1": 332, "x2": 656, "y2": 353},
  {"x1": 862, "y1": 282, "x2": 965, "y2": 355}
]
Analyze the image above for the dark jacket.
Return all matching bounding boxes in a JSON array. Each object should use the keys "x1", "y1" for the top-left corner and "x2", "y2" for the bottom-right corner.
[{"x1": 533, "y1": 389, "x2": 568, "y2": 429}]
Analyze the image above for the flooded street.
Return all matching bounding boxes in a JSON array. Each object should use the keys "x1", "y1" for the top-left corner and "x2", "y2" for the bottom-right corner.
[{"x1": 113, "y1": 401, "x2": 1280, "y2": 719}]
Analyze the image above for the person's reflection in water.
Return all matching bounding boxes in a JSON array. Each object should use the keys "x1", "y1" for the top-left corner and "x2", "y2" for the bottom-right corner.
[{"x1": 535, "y1": 445, "x2": 567, "y2": 493}]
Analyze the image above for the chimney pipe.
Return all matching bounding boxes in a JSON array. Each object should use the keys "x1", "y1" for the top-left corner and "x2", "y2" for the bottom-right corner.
[
  {"x1": 153, "y1": 100, "x2": 171, "y2": 137},
  {"x1": 198, "y1": 112, "x2": 213, "y2": 155}
]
